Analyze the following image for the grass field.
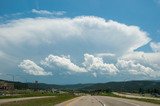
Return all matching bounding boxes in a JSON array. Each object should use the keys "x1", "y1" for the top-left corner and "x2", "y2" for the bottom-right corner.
[
  {"x1": 1, "y1": 93, "x2": 76, "y2": 106},
  {"x1": 0, "y1": 91, "x2": 56, "y2": 99}
]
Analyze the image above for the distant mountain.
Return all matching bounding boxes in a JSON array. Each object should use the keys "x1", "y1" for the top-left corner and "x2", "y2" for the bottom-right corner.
[
  {"x1": 81, "y1": 80, "x2": 160, "y2": 92},
  {"x1": 0, "y1": 79, "x2": 92, "y2": 90},
  {"x1": 1, "y1": 79, "x2": 160, "y2": 93}
]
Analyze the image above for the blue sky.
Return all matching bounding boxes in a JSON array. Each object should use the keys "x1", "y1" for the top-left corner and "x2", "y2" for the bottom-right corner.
[{"x1": 0, "y1": 0, "x2": 160, "y2": 84}]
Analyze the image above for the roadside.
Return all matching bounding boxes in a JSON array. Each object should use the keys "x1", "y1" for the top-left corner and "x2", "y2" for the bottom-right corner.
[
  {"x1": 55, "y1": 96, "x2": 82, "y2": 106},
  {"x1": 0, "y1": 93, "x2": 76, "y2": 106},
  {"x1": 113, "y1": 92, "x2": 160, "y2": 100},
  {"x1": 101, "y1": 92, "x2": 160, "y2": 105},
  {"x1": 0, "y1": 96, "x2": 54, "y2": 105},
  {"x1": 0, "y1": 90, "x2": 56, "y2": 99}
]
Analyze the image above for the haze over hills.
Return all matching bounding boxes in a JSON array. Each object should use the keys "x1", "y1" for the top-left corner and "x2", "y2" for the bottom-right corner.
[{"x1": 1, "y1": 79, "x2": 160, "y2": 94}]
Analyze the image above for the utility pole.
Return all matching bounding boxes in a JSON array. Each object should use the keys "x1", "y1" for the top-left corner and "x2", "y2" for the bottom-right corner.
[{"x1": 35, "y1": 80, "x2": 38, "y2": 91}]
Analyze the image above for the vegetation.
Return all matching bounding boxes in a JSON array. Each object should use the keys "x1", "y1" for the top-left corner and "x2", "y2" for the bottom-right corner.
[
  {"x1": 81, "y1": 80, "x2": 160, "y2": 94},
  {"x1": 100, "y1": 92, "x2": 118, "y2": 97},
  {"x1": 0, "y1": 90, "x2": 56, "y2": 99},
  {"x1": 1, "y1": 93, "x2": 76, "y2": 106},
  {"x1": 1, "y1": 79, "x2": 160, "y2": 95}
]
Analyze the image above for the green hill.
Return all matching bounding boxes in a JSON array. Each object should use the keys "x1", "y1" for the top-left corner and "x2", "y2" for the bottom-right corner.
[
  {"x1": 81, "y1": 80, "x2": 160, "y2": 93},
  {"x1": 1, "y1": 79, "x2": 160, "y2": 94}
]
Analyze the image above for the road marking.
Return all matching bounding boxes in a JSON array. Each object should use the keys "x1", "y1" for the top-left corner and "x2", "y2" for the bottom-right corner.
[
  {"x1": 94, "y1": 97, "x2": 106, "y2": 106},
  {"x1": 99, "y1": 100, "x2": 106, "y2": 106}
]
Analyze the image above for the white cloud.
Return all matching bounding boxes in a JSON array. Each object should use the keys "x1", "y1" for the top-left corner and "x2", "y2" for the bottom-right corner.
[
  {"x1": 95, "y1": 53, "x2": 115, "y2": 57},
  {"x1": 117, "y1": 52, "x2": 160, "y2": 77},
  {"x1": 121, "y1": 51, "x2": 160, "y2": 66},
  {"x1": 150, "y1": 42, "x2": 160, "y2": 52},
  {"x1": 41, "y1": 54, "x2": 118, "y2": 76},
  {"x1": 40, "y1": 53, "x2": 119, "y2": 76},
  {"x1": 116, "y1": 59, "x2": 158, "y2": 77},
  {"x1": 32, "y1": 9, "x2": 66, "y2": 16},
  {"x1": 18, "y1": 60, "x2": 52, "y2": 76},
  {"x1": 0, "y1": 16, "x2": 150, "y2": 55},
  {"x1": 41, "y1": 54, "x2": 87, "y2": 73},
  {"x1": 83, "y1": 54, "x2": 119, "y2": 76},
  {"x1": 1, "y1": 16, "x2": 158, "y2": 79}
]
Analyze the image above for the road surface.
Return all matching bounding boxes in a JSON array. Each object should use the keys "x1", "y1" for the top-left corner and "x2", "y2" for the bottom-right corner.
[
  {"x1": 56, "y1": 96, "x2": 160, "y2": 106},
  {"x1": 113, "y1": 92, "x2": 160, "y2": 100},
  {"x1": 0, "y1": 96, "x2": 54, "y2": 104}
]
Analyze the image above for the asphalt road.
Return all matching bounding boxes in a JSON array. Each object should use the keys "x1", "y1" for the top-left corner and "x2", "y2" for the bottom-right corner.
[{"x1": 56, "y1": 96, "x2": 160, "y2": 106}]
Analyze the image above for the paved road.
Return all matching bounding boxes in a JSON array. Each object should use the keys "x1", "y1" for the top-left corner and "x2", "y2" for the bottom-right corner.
[
  {"x1": 56, "y1": 96, "x2": 160, "y2": 106},
  {"x1": 113, "y1": 92, "x2": 160, "y2": 100},
  {"x1": 0, "y1": 96, "x2": 54, "y2": 104}
]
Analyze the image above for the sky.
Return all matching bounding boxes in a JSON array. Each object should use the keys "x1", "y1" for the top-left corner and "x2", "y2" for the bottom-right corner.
[{"x1": 0, "y1": 0, "x2": 160, "y2": 84}]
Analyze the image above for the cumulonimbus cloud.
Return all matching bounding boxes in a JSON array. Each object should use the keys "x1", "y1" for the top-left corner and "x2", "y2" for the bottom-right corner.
[
  {"x1": 18, "y1": 60, "x2": 52, "y2": 76},
  {"x1": 0, "y1": 16, "x2": 150, "y2": 55},
  {"x1": 1, "y1": 15, "x2": 159, "y2": 79}
]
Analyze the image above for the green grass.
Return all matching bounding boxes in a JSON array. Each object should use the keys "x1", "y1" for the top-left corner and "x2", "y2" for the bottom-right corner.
[
  {"x1": 100, "y1": 92, "x2": 119, "y2": 97},
  {"x1": 1, "y1": 93, "x2": 76, "y2": 106},
  {"x1": 101, "y1": 92, "x2": 160, "y2": 105},
  {"x1": 0, "y1": 91, "x2": 56, "y2": 99}
]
